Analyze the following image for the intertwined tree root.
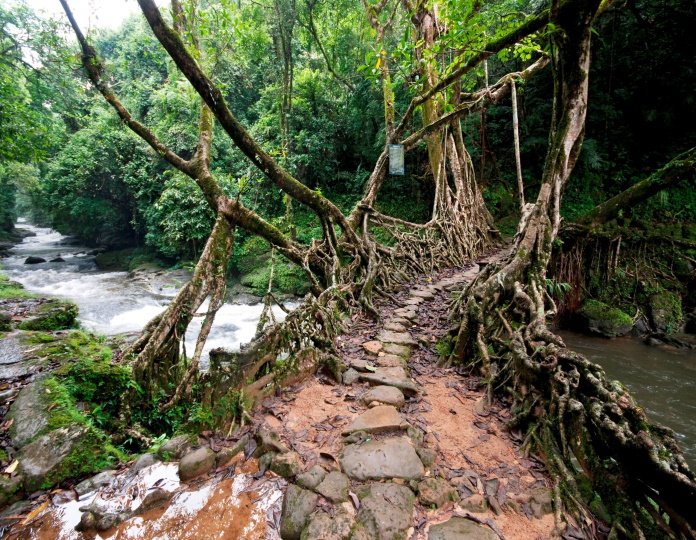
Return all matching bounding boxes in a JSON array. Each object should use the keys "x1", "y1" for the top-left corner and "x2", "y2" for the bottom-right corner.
[{"x1": 448, "y1": 258, "x2": 696, "y2": 539}]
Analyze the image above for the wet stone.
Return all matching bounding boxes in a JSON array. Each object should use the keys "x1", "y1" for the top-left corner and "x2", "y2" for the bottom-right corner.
[
  {"x1": 361, "y1": 385, "x2": 405, "y2": 408},
  {"x1": 417, "y1": 477, "x2": 458, "y2": 508},
  {"x1": 377, "y1": 330, "x2": 416, "y2": 346},
  {"x1": 178, "y1": 447, "x2": 215, "y2": 481},
  {"x1": 297, "y1": 464, "x2": 327, "y2": 491},
  {"x1": 281, "y1": 484, "x2": 318, "y2": 540},
  {"x1": 342, "y1": 405, "x2": 407, "y2": 435},
  {"x1": 359, "y1": 367, "x2": 418, "y2": 396},
  {"x1": 428, "y1": 517, "x2": 497, "y2": 540},
  {"x1": 315, "y1": 471, "x2": 350, "y2": 503},
  {"x1": 341, "y1": 437, "x2": 424, "y2": 481},
  {"x1": 75, "y1": 470, "x2": 116, "y2": 496},
  {"x1": 302, "y1": 510, "x2": 353, "y2": 540},
  {"x1": 130, "y1": 453, "x2": 159, "y2": 475},
  {"x1": 354, "y1": 482, "x2": 415, "y2": 540}
]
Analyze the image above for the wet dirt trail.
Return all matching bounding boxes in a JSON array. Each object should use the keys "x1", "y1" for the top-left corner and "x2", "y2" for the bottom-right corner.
[{"x1": 5, "y1": 252, "x2": 558, "y2": 540}]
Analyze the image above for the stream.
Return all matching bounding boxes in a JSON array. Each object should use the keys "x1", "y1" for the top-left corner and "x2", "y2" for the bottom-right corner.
[
  {"x1": 559, "y1": 330, "x2": 696, "y2": 470},
  {"x1": 2, "y1": 219, "x2": 292, "y2": 370}
]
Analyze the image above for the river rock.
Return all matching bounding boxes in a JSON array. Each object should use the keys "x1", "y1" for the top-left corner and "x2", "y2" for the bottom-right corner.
[
  {"x1": 360, "y1": 385, "x2": 405, "y2": 408},
  {"x1": 353, "y1": 482, "x2": 415, "y2": 540},
  {"x1": 342, "y1": 405, "x2": 408, "y2": 435},
  {"x1": 359, "y1": 367, "x2": 418, "y2": 395},
  {"x1": 577, "y1": 299, "x2": 633, "y2": 337},
  {"x1": 341, "y1": 436, "x2": 424, "y2": 481},
  {"x1": 376, "y1": 330, "x2": 416, "y2": 346},
  {"x1": 302, "y1": 509, "x2": 353, "y2": 540},
  {"x1": 297, "y1": 464, "x2": 327, "y2": 490},
  {"x1": 18, "y1": 425, "x2": 89, "y2": 492},
  {"x1": 75, "y1": 470, "x2": 116, "y2": 496},
  {"x1": 18, "y1": 299, "x2": 78, "y2": 331},
  {"x1": 428, "y1": 517, "x2": 497, "y2": 540},
  {"x1": 280, "y1": 484, "x2": 318, "y2": 540},
  {"x1": 271, "y1": 452, "x2": 304, "y2": 478},
  {"x1": 417, "y1": 477, "x2": 458, "y2": 508},
  {"x1": 24, "y1": 256, "x2": 46, "y2": 265},
  {"x1": 8, "y1": 379, "x2": 49, "y2": 447},
  {"x1": 130, "y1": 453, "x2": 159, "y2": 474},
  {"x1": 158, "y1": 434, "x2": 194, "y2": 460},
  {"x1": 315, "y1": 471, "x2": 349, "y2": 503},
  {"x1": 178, "y1": 447, "x2": 215, "y2": 481},
  {"x1": 49, "y1": 257, "x2": 65, "y2": 263}
]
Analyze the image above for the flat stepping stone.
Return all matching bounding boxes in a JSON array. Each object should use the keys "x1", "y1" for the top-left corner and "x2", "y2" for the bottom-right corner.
[
  {"x1": 389, "y1": 317, "x2": 412, "y2": 327},
  {"x1": 382, "y1": 343, "x2": 411, "y2": 358},
  {"x1": 361, "y1": 386, "x2": 405, "y2": 408},
  {"x1": 315, "y1": 471, "x2": 350, "y2": 502},
  {"x1": 354, "y1": 483, "x2": 415, "y2": 540},
  {"x1": 349, "y1": 359, "x2": 377, "y2": 372},
  {"x1": 342, "y1": 405, "x2": 408, "y2": 435},
  {"x1": 402, "y1": 298, "x2": 423, "y2": 306},
  {"x1": 341, "y1": 437, "x2": 424, "y2": 481},
  {"x1": 359, "y1": 367, "x2": 418, "y2": 395},
  {"x1": 411, "y1": 289, "x2": 434, "y2": 299},
  {"x1": 375, "y1": 354, "x2": 405, "y2": 367},
  {"x1": 384, "y1": 321, "x2": 408, "y2": 332},
  {"x1": 428, "y1": 517, "x2": 497, "y2": 540},
  {"x1": 377, "y1": 330, "x2": 416, "y2": 345},
  {"x1": 393, "y1": 307, "x2": 417, "y2": 320},
  {"x1": 362, "y1": 340, "x2": 382, "y2": 355}
]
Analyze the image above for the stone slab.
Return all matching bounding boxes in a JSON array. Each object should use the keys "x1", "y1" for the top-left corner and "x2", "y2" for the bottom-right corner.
[
  {"x1": 341, "y1": 437, "x2": 424, "y2": 481},
  {"x1": 342, "y1": 405, "x2": 408, "y2": 435}
]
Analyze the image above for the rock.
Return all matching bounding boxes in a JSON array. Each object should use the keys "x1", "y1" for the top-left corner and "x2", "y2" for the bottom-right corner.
[
  {"x1": 354, "y1": 482, "x2": 415, "y2": 540},
  {"x1": 393, "y1": 307, "x2": 417, "y2": 320},
  {"x1": 19, "y1": 425, "x2": 89, "y2": 492},
  {"x1": 428, "y1": 517, "x2": 497, "y2": 540},
  {"x1": 577, "y1": 299, "x2": 633, "y2": 337},
  {"x1": 359, "y1": 367, "x2": 418, "y2": 396},
  {"x1": 411, "y1": 289, "x2": 434, "y2": 300},
  {"x1": 360, "y1": 386, "x2": 405, "y2": 408},
  {"x1": 362, "y1": 341, "x2": 382, "y2": 355},
  {"x1": 649, "y1": 291, "x2": 683, "y2": 334},
  {"x1": 296, "y1": 464, "x2": 327, "y2": 490},
  {"x1": 24, "y1": 256, "x2": 46, "y2": 264},
  {"x1": 529, "y1": 487, "x2": 553, "y2": 517},
  {"x1": 7, "y1": 380, "x2": 49, "y2": 447},
  {"x1": 416, "y1": 447, "x2": 437, "y2": 468},
  {"x1": 135, "y1": 487, "x2": 173, "y2": 514},
  {"x1": 256, "y1": 428, "x2": 290, "y2": 454},
  {"x1": 381, "y1": 343, "x2": 411, "y2": 358},
  {"x1": 158, "y1": 434, "x2": 194, "y2": 460},
  {"x1": 315, "y1": 471, "x2": 349, "y2": 503},
  {"x1": 0, "y1": 474, "x2": 23, "y2": 508},
  {"x1": 280, "y1": 484, "x2": 318, "y2": 540},
  {"x1": 384, "y1": 321, "x2": 408, "y2": 332},
  {"x1": 460, "y1": 493, "x2": 487, "y2": 512},
  {"x1": 130, "y1": 453, "x2": 159, "y2": 474},
  {"x1": 377, "y1": 330, "x2": 416, "y2": 346},
  {"x1": 342, "y1": 368, "x2": 360, "y2": 385},
  {"x1": 348, "y1": 359, "x2": 376, "y2": 372},
  {"x1": 342, "y1": 405, "x2": 408, "y2": 435},
  {"x1": 0, "y1": 312, "x2": 11, "y2": 331},
  {"x1": 49, "y1": 257, "x2": 65, "y2": 263},
  {"x1": 301, "y1": 510, "x2": 353, "y2": 540},
  {"x1": 341, "y1": 436, "x2": 424, "y2": 481},
  {"x1": 215, "y1": 434, "x2": 249, "y2": 468},
  {"x1": 0, "y1": 387, "x2": 19, "y2": 403},
  {"x1": 75, "y1": 470, "x2": 116, "y2": 496},
  {"x1": 271, "y1": 452, "x2": 304, "y2": 478},
  {"x1": 178, "y1": 447, "x2": 215, "y2": 481},
  {"x1": 417, "y1": 477, "x2": 458, "y2": 508},
  {"x1": 18, "y1": 299, "x2": 78, "y2": 331},
  {"x1": 374, "y1": 354, "x2": 405, "y2": 367}
]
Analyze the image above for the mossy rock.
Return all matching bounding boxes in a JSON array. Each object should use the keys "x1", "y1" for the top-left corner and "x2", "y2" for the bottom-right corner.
[
  {"x1": 18, "y1": 299, "x2": 78, "y2": 331},
  {"x1": 648, "y1": 291, "x2": 683, "y2": 334},
  {"x1": 577, "y1": 299, "x2": 633, "y2": 337}
]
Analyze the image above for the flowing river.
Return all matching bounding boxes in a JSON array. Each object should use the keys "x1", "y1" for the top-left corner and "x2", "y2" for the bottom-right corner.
[{"x1": 2, "y1": 219, "x2": 292, "y2": 370}]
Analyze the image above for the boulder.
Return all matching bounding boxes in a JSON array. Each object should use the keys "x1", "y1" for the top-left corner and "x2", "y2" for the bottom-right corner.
[
  {"x1": 341, "y1": 405, "x2": 408, "y2": 435},
  {"x1": 577, "y1": 299, "x2": 633, "y2": 337},
  {"x1": 157, "y1": 434, "x2": 194, "y2": 460},
  {"x1": 0, "y1": 474, "x2": 23, "y2": 509},
  {"x1": 130, "y1": 453, "x2": 159, "y2": 474},
  {"x1": 74, "y1": 470, "x2": 116, "y2": 496},
  {"x1": 314, "y1": 471, "x2": 349, "y2": 503},
  {"x1": 296, "y1": 465, "x2": 327, "y2": 491},
  {"x1": 280, "y1": 484, "x2": 318, "y2": 540},
  {"x1": 271, "y1": 452, "x2": 304, "y2": 478},
  {"x1": 178, "y1": 447, "x2": 215, "y2": 481},
  {"x1": 256, "y1": 428, "x2": 290, "y2": 455},
  {"x1": 417, "y1": 477, "x2": 458, "y2": 508},
  {"x1": 49, "y1": 257, "x2": 65, "y2": 263},
  {"x1": 7, "y1": 380, "x2": 49, "y2": 447},
  {"x1": 341, "y1": 437, "x2": 424, "y2": 481},
  {"x1": 301, "y1": 510, "x2": 353, "y2": 540},
  {"x1": 24, "y1": 256, "x2": 46, "y2": 265},
  {"x1": 428, "y1": 517, "x2": 497, "y2": 540},
  {"x1": 354, "y1": 482, "x2": 415, "y2": 540},
  {"x1": 649, "y1": 291, "x2": 683, "y2": 334},
  {"x1": 18, "y1": 299, "x2": 78, "y2": 331},
  {"x1": 215, "y1": 434, "x2": 249, "y2": 468}
]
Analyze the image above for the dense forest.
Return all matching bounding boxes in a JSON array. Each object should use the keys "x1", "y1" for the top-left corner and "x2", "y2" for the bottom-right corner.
[{"x1": 1, "y1": 0, "x2": 695, "y2": 538}]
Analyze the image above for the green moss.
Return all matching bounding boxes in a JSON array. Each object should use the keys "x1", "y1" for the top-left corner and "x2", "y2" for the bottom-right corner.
[
  {"x1": 648, "y1": 291, "x2": 683, "y2": 334},
  {"x1": 18, "y1": 299, "x2": 78, "y2": 331},
  {"x1": 0, "y1": 275, "x2": 34, "y2": 299},
  {"x1": 578, "y1": 299, "x2": 633, "y2": 337}
]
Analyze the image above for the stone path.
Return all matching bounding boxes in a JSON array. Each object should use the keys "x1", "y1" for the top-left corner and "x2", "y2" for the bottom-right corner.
[{"x1": 254, "y1": 250, "x2": 556, "y2": 540}]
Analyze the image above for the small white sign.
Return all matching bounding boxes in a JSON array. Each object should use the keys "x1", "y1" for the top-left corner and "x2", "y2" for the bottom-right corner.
[{"x1": 389, "y1": 144, "x2": 405, "y2": 176}]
